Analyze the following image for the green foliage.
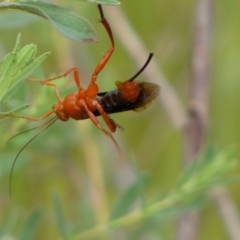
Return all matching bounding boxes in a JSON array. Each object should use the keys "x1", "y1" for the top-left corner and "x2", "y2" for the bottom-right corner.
[
  {"x1": 0, "y1": 34, "x2": 49, "y2": 119},
  {"x1": 178, "y1": 146, "x2": 238, "y2": 195},
  {"x1": 0, "y1": 0, "x2": 122, "y2": 41},
  {"x1": 0, "y1": 1, "x2": 98, "y2": 42},
  {"x1": 4, "y1": 139, "x2": 235, "y2": 239},
  {"x1": 53, "y1": 146, "x2": 237, "y2": 239}
]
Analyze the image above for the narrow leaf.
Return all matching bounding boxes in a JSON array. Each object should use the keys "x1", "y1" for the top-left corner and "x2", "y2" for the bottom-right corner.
[
  {"x1": 0, "y1": 1, "x2": 97, "y2": 42},
  {"x1": 16, "y1": 44, "x2": 37, "y2": 71},
  {"x1": 0, "y1": 53, "x2": 15, "y2": 84},
  {"x1": 19, "y1": 209, "x2": 42, "y2": 240},
  {"x1": 78, "y1": 0, "x2": 121, "y2": 5},
  {"x1": 0, "y1": 53, "x2": 17, "y2": 102},
  {"x1": 53, "y1": 193, "x2": 69, "y2": 239},
  {"x1": 0, "y1": 51, "x2": 50, "y2": 104},
  {"x1": 110, "y1": 176, "x2": 148, "y2": 220},
  {"x1": 12, "y1": 33, "x2": 22, "y2": 54}
]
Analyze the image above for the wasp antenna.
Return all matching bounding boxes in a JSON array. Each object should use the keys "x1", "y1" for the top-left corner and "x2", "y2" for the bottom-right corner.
[
  {"x1": 129, "y1": 53, "x2": 153, "y2": 82},
  {"x1": 9, "y1": 116, "x2": 58, "y2": 198},
  {"x1": 6, "y1": 117, "x2": 57, "y2": 145}
]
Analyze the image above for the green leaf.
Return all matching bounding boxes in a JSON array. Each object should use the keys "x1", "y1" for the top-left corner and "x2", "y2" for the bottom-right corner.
[
  {"x1": 0, "y1": 51, "x2": 50, "y2": 105},
  {"x1": 0, "y1": 53, "x2": 15, "y2": 87},
  {"x1": 110, "y1": 175, "x2": 148, "y2": 220},
  {"x1": 12, "y1": 33, "x2": 22, "y2": 54},
  {"x1": 78, "y1": 0, "x2": 121, "y2": 5},
  {"x1": 177, "y1": 146, "x2": 238, "y2": 195},
  {"x1": 151, "y1": 197, "x2": 205, "y2": 222},
  {"x1": 0, "y1": 1, "x2": 97, "y2": 42},
  {"x1": 16, "y1": 44, "x2": 37, "y2": 71},
  {"x1": 3, "y1": 43, "x2": 37, "y2": 89},
  {"x1": 0, "y1": 34, "x2": 49, "y2": 118},
  {"x1": 19, "y1": 209, "x2": 42, "y2": 240},
  {"x1": 0, "y1": 53, "x2": 18, "y2": 102},
  {"x1": 53, "y1": 193, "x2": 69, "y2": 239}
]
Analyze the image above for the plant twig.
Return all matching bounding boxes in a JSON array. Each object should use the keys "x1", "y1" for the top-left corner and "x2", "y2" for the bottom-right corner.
[
  {"x1": 210, "y1": 188, "x2": 240, "y2": 240},
  {"x1": 176, "y1": 0, "x2": 213, "y2": 239}
]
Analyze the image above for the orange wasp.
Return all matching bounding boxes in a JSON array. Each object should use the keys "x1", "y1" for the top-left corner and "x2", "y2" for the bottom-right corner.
[
  {"x1": 7, "y1": 4, "x2": 160, "y2": 194},
  {"x1": 8, "y1": 4, "x2": 159, "y2": 147},
  {"x1": 95, "y1": 53, "x2": 159, "y2": 116}
]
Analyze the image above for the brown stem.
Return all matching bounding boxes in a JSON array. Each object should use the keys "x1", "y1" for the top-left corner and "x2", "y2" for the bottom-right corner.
[
  {"x1": 176, "y1": 0, "x2": 213, "y2": 239},
  {"x1": 210, "y1": 188, "x2": 240, "y2": 240}
]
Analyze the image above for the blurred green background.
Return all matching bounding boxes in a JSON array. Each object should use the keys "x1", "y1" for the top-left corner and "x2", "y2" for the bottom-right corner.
[{"x1": 0, "y1": 0, "x2": 240, "y2": 239}]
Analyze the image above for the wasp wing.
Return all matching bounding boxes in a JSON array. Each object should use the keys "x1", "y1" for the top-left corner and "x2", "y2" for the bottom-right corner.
[
  {"x1": 95, "y1": 82, "x2": 160, "y2": 115},
  {"x1": 132, "y1": 82, "x2": 160, "y2": 112}
]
